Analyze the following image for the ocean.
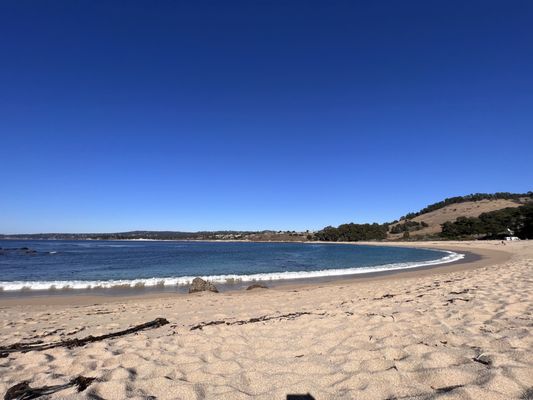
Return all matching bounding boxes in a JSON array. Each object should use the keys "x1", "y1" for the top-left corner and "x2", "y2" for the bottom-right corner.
[{"x1": 0, "y1": 240, "x2": 463, "y2": 293}]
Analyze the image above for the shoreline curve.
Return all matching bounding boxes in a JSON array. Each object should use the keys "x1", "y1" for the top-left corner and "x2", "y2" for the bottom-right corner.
[{"x1": 0, "y1": 240, "x2": 512, "y2": 305}]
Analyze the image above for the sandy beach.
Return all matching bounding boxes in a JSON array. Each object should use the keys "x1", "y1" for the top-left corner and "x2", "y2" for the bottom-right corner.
[{"x1": 0, "y1": 240, "x2": 531, "y2": 399}]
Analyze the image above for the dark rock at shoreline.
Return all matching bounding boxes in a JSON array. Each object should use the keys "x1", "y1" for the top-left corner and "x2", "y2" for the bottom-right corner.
[
  {"x1": 246, "y1": 284, "x2": 268, "y2": 290},
  {"x1": 189, "y1": 277, "x2": 219, "y2": 293},
  {"x1": 0, "y1": 247, "x2": 38, "y2": 255}
]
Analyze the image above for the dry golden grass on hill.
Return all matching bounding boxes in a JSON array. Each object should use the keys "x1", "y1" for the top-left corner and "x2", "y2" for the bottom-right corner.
[{"x1": 388, "y1": 198, "x2": 529, "y2": 239}]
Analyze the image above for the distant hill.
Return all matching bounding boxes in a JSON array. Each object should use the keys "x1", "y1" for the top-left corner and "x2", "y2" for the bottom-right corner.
[
  {"x1": 2, "y1": 192, "x2": 532, "y2": 242},
  {"x1": 0, "y1": 230, "x2": 309, "y2": 242},
  {"x1": 314, "y1": 192, "x2": 533, "y2": 242},
  {"x1": 398, "y1": 192, "x2": 531, "y2": 220},
  {"x1": 388, "y1": 197, "x2": 531, "y2": 239}
]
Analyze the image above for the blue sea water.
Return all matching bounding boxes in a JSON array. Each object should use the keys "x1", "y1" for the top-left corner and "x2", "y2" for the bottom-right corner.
[{"x1": 0, "y1": 240, "x2": 463, "y2": 292}]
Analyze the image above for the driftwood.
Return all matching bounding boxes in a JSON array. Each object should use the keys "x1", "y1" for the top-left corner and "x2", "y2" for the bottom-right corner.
[
  {"x1": 4, "y1": 376, "x2": 95, "y2": 400},
  {"x1": 431, "y1": 384, "x2": 464, "y2": 394},
  {"x1": 190, "y1": 312, "x2": 315, "y2": 331},
  {"x1": 472, "y1": 353, "x2": 492, "y2": 366},
  {"x1": 0, "y1": 318, "x2": 169, "y2": 357},
  {"x1": 449, "y1": 289, "x2": 470, "y2": 295}
]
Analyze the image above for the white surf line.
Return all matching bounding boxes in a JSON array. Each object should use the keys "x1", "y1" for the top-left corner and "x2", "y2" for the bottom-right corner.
[{"x1": 0, "y1": 250, "x2": 464, "y2": 291}]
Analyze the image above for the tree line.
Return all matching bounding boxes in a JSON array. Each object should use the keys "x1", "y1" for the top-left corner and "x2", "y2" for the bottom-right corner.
[
  {"x1": 441, "y1": 203, "x2": 533, "y2": 239},
  {"x1": 313, "y1": 223, "x2": 389, "y2": 241},
  {"x1": 312, "y1": 192, "x2": 532, "y2": 242},
  {"x1": 389, "y1": 220, "x2": 428, "y2": 234}
]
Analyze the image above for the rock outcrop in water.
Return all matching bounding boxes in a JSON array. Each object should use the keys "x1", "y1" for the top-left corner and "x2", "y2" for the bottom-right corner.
[
  {"x1": 0, "y1": 247, "x2": 38, "y2": 255},
  {"x1": 189, "y1": 277, "x2": 219, "y2": 293}
]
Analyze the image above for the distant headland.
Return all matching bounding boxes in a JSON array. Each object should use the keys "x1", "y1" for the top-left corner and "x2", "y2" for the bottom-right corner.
[{"x1": 2, "y1": 192, "x2": 532, "y2": 242}]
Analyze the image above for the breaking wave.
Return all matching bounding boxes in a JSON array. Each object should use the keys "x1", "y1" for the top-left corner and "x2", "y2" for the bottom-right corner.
[{"x1": 0, "y1": 250, "x2": 464, "y2": 291}]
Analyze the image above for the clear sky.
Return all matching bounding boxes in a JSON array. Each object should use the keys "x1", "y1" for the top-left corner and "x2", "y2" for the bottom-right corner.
[{"x1": 1, "y1": 1, "x2": 532, "y2": 234}]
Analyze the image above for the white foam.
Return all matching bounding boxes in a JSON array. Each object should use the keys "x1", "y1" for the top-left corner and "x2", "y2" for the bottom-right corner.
[{"x1": 0, "y1": 250, "x2": 464, "y2": 291}]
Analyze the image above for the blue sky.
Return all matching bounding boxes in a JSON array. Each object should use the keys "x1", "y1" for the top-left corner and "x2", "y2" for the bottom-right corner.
[{"x1": 1, "y1": 1, "x2": 532, "y2": 233}]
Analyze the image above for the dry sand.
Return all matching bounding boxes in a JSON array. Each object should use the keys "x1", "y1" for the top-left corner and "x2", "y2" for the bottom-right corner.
[{"x1": 0, "y1": 240, "x2": 531, "y2": 399}]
